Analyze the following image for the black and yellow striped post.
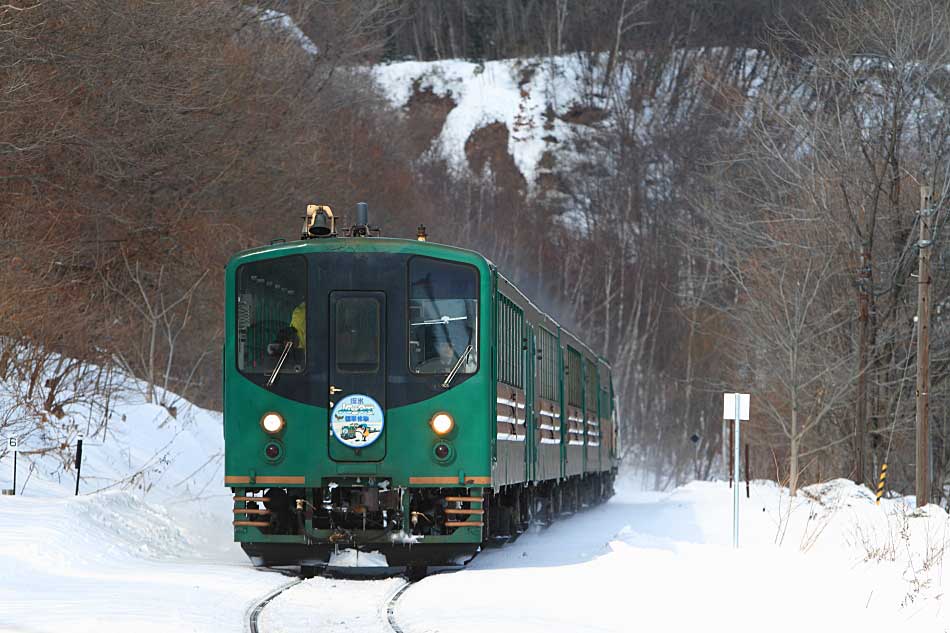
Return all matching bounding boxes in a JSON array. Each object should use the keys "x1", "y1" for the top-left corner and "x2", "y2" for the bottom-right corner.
[{"x1": 875, "y1": 463, "x2": 888, "y2": 505}]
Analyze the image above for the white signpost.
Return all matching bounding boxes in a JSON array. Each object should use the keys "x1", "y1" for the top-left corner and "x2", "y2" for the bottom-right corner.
[
  {"x1": 6, "y1": 437, "x2": 18, "y2": 496},
  {"x1": 723, "y1": 393, "x2": 750, "y2": 548}
]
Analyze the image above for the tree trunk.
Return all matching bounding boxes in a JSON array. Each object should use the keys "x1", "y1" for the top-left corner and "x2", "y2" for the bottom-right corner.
[
  {"x1": 854, "y1": 247, "x2": 871, "y2": 486},
  {"x1": 790, "y1": 409, "x2": 800, "y2": 496}
]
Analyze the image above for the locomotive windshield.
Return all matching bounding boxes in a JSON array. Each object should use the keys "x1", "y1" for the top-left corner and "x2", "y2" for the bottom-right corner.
[
  {"x1": 236, "y1": 256, "x2": 307, "y2": 375},
  {"x1": 408, "y1": 257, "x2": 478, "y2": 375}
]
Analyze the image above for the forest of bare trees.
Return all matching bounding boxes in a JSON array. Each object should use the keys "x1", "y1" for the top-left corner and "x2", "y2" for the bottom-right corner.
[{"x1": 5, "y1": 0, "x2": 950, "y2": 502}]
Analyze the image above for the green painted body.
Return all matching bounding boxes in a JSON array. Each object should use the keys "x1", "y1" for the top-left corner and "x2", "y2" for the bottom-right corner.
[{"x1": 223, "y1": 235, "x2": 618, "y2": 561}]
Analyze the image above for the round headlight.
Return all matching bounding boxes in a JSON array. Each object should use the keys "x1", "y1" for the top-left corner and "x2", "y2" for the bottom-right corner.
[
  {"x1": 261, "y1": 412, "x2": 285, "y2": 434},
  {"x1": 430, "y1": 412, "x2": 454, "y2": 435}
]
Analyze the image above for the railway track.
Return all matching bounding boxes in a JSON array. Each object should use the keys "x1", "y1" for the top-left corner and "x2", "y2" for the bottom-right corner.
[
  {"x1": 247, "y1": 577, "x2": 304, "y2": 633},
  {"x1": 384, "y1": 579, "x2": 413, "y2": 633},
  {"x1": 246, "y1": 573, "x2": 413, "y2": 633}
]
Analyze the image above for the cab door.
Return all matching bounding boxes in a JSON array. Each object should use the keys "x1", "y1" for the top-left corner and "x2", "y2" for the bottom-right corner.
[{"x1": 328, "y1": 291, "x2": 387, "y2": 462}]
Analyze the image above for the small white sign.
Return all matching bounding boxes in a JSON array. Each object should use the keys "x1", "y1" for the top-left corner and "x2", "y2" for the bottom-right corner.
[
  {"x1": 7, "y1": 438, "x2": 18, "y2": 452},
  {"x1": 723, "y1": 393, "x2": 750, "y2": 421}
]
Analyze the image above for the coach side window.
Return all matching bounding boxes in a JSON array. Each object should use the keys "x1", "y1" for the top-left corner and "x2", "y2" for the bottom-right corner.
[{"x1": 236, "y1": 256, "x2": 307, "y2": 375}]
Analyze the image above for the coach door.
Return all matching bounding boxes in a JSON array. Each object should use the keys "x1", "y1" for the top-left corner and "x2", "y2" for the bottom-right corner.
[{"x1": 328, "y1": 291, "x2": 387, "y2": 462}]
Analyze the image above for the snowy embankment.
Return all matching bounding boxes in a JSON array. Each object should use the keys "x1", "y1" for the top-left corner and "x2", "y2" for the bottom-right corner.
[
  {"x1": 3, "y1": 371, "x2": 949, "y2": 631},
  {"x1": 259, "y1": 476, "x2": 950, "y2": 633},
  {"x1": 0, "y1": 384, "x2": 290, "y2": 632},
  {"x1": 395, "y1": 478, "x2": 950, "y2": 633}
]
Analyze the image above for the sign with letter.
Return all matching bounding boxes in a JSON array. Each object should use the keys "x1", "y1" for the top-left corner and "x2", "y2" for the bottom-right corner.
[{"x1": 723, "y1": 393, "x2": 750, "y2": 421}]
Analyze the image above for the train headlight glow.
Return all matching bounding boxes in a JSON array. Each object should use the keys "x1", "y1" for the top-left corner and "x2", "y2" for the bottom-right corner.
[
  {"x1": 261, "y1": 412, "x2": 285, "y2": 434},
  {"x1": 430, "y1": 412, "x2": 454, "y2": 435}
]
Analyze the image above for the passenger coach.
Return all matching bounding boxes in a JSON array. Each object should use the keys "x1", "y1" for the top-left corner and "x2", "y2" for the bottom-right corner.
[{"x1": 224, "y1": 203, "x2": 619, "y2": 576}]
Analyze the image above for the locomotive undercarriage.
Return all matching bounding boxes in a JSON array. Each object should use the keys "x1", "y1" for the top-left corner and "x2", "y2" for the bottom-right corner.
[
  {"x1": 235, "y1": 481, "x2": 485, "y2": 568},
  {"x1": 240, "y1": 483, "x2": 481, "y2": 536},
  {"x1": 234, "y1": 470, "x2": 616, "y2": 570}
]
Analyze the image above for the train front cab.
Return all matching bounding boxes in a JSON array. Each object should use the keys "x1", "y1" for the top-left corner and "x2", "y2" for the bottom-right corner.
[{"x1": 223, "y1": 240, "x2": 495, "y2": 567}]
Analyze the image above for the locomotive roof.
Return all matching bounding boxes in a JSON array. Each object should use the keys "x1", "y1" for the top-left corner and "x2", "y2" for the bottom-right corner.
[
  {"x1": 228, "y1": 236, "x2": 610, "y2": 369},
  {"x1": 227, "y1": 235, "x2": 490, "y2": 266}
]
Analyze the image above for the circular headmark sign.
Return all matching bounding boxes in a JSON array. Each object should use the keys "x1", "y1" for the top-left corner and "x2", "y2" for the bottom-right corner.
[{"x1": 330, "y1": 394, "x2": 385, "y2": 449}]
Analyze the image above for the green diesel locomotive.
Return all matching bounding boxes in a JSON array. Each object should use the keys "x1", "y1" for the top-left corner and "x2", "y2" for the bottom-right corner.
[{"x1": 224, "y1": 203, "x2": 619, "y2": 575}]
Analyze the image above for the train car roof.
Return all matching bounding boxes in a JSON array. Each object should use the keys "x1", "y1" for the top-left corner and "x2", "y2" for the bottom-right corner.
[{"x1": 497, "y1": 271, "x2": 610, "y2": 369}]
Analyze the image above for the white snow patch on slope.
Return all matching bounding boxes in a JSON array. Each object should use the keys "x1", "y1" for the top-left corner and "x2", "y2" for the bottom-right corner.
[
  {"x1": 373, "y1": 57, "x2": 590, "y2": 191},
  {"x1": 371, "y1": 50, "x2": 769, "y2": 194},
  {"x1": 255, "y1": 8, "x2": 318, "y2": 56}
]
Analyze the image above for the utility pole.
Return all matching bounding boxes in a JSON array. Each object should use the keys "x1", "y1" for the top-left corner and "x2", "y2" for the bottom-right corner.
[
  {"x1": 916, "y1": 185, "x2": 934, "y2": 508},
  {"x1": 855, "y1": 247, "x2": 871, "y2": 487}
]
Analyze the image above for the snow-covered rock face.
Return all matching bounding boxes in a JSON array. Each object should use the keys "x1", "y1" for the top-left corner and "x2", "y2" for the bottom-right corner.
[
  {"x1": 373, "y1": 57, "x2": 590, "y2": 194},
  {"x1": 371, "y1": 50, "x2": 770, "y2": 198}
]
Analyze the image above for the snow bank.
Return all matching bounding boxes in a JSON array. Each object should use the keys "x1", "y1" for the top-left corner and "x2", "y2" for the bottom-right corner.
[
  {"x1": 0, "y1": 372, "x2": 289, "y2": 632},
  {"x1": 4, "y1": 359, "x2": 949, "y2": 632},
  {"x1": 394, "y1": 475, "x2": 950, "y2": 633}
]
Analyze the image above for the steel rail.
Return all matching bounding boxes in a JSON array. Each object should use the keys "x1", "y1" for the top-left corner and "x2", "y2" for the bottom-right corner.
[
  {"x1": 246, "y1": 578, "x2": 303, "y2": 633},
  {"x1": 247, "y1": 574, "x2": 414, "y2": 633},
  {"x1": 384, "y1": 579, "x2": 413, "y2": 633}
]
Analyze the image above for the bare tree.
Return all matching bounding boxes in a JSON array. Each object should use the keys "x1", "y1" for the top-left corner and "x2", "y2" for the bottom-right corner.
[{"x1": 103, "y1": 252, "x2": 209, "y2": 410}]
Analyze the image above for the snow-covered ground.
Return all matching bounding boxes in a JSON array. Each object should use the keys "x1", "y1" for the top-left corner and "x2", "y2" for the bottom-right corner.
[
  {"x1": 4, "y1": 381, "x2": 950, "y2": 632},
  {"x1": 397, "y1": 478, "x2": 950, "y2": 633},
  {"x1": 0, "y1": 389, "x2": 293, "y2": 632}
]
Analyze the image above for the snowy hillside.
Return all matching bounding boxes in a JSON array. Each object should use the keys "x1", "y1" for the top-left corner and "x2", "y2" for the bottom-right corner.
[
  {"x1": 373, "y1": 58, "x2": 577, "y2": 191},
  {"x1": 371, "y1": 49, "x2": 767, "y2": 195}
]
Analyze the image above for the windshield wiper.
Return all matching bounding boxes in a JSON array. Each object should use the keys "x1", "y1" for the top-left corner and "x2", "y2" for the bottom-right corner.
[
  {"x1": 411, "y1": 315, "x2": 468, "y2": 326},
  {"x1": 441, "y1": 344, "x2": 474, "y2": 389},
  {"x1": 266, "y1": 341, "x2": 293, "y2": 389}
]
